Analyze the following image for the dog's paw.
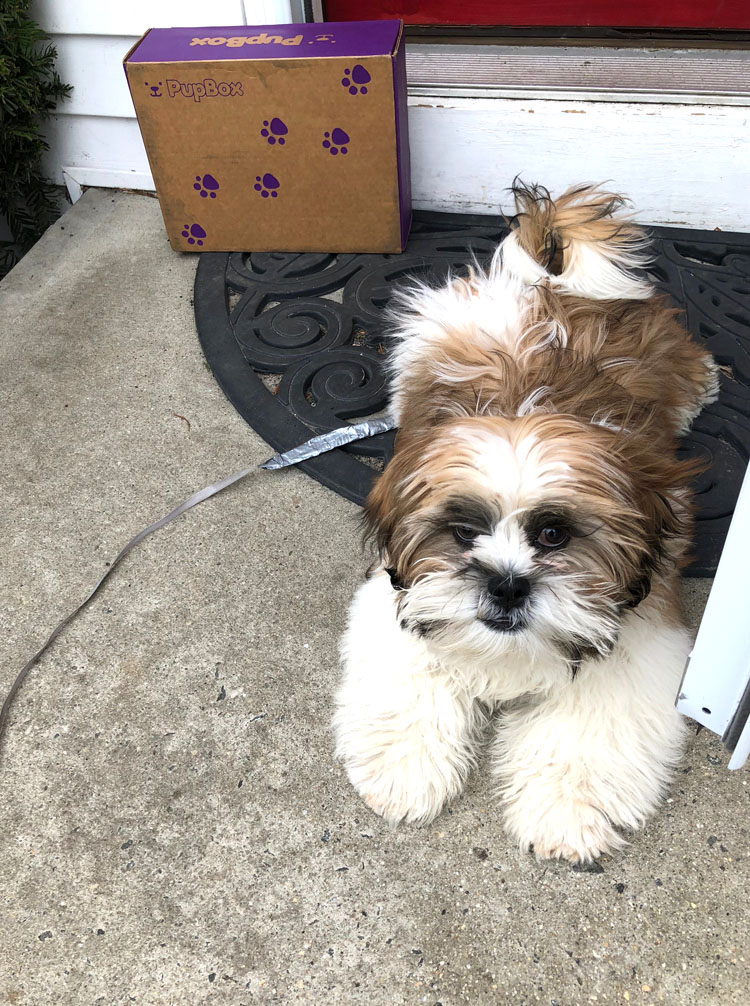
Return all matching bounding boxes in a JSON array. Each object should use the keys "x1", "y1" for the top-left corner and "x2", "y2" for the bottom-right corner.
[
  {"x1": 346, "y1": 747, "x2": 461, "y2": 826},
  {"x1": 503, "y1": 791, "x2": 627, "y2": 864},
  {"x1": 359, "y1": 780, "x2": 441, "y2": 826}
]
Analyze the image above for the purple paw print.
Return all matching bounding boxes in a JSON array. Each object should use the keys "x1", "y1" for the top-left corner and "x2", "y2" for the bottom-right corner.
[
  {"x1": 260, "y1": 117, "x2": 288, "y2": 146},
  {"x1": 193, "y1": 174, "x2": 219, "y2": 199},
  {"x1": 181, "y1": 223, "x2": 206, "y2": 246},
  {"x1": 341, "y1": 65, "x2": 370, "y2": 95},
  {"x1": 254, "y1": 173, "x2": 280, "y2": 199},
  {"x1": 322, "y1": 128, "x2": 349, "y2": 156}
]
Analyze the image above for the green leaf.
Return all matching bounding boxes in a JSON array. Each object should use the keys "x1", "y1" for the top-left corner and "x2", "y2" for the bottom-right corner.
[{"x1": 0, "y1": 0, "x2": 72, "y2": 278}]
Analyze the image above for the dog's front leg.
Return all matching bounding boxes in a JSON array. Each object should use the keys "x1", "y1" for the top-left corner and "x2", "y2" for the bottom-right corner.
[
  {"x1": 334, "y1": 659, "x2": 483, "y2": 826},
  {"x1": 492, "y1": 616, "x2": 689, "y2": 863},
  {"x1": 334, "y1": 575, "x2": 485, "y2": 825}
]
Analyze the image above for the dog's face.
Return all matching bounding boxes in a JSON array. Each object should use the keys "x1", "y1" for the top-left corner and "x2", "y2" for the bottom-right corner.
[{"x1": 367, "y1": 414, "x2": 690, "y2": 666}]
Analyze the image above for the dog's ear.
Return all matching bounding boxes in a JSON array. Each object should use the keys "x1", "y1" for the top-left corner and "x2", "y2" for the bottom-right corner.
[
  {"x1": 362, "y1": 431, "x2": 415, "y2": 569},
  {"x1": 363, "y1": 430, "x2": 435, "y2": 585},
  {"x1": 625, "y1": 481, "x2": 694, "y2": 607},
  {"x1": 362, "y1": 459, "x2": 398, "y2": 566},
  {"x1": 625, "y1": 570, "x2": 652, "y2": 609}
]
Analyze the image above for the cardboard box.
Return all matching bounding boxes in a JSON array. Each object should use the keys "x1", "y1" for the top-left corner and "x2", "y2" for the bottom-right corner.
[{"x1": 124, "y1": 21, "x2": 411, "y2": 253}]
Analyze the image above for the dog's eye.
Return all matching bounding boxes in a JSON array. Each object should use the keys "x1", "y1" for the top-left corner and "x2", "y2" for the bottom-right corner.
[
  {"x1": 452, "y1": 525, "x2": 479, "y2": 546},
  {"x1": 537, "y1": 526, "x2": 570, "y2": 549}
]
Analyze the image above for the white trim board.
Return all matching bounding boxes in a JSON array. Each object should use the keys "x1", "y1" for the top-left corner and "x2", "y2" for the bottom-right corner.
[
  {"x1": 407, "y1": 96, "x2": 750, "y2": 230},
  {"x1": 677, "y1": 463, "x2": 750, "y2": 770},
  {"x1": 62, "y1": 167, "x2": 155, "y2": 203},
  {"x1": 41, "y1": 114, "x2": 152, "y2": 192}
]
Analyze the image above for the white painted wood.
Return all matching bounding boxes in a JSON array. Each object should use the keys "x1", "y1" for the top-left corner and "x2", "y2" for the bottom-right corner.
[
  {"x1": 728, "y1": 716, "x2": 750, "y2": 770},
  {"x1": 61, "y1": 168, "x2": 83, "y2": 203},
  {"x1": 62, "y1": 166, "x2": 155, "y2": 203},
  {"x1": 677, "y1": 463, "x2": 750, "y2": 770},
  {"x1": 50, "y1": 34, "x2": 140, "y2": 119},
  {"x1": 407, "y1": 96, "x2": 750, "y2": 230},
  {"x1": 29, "y1": 0, "x2": 248, "y2": 36},
  {"x1": 40, "y1": 116, "x2": 152, "y2": 184},
  {"x1": 246, "y1": 0, "x2": 295, "y2": 23}
]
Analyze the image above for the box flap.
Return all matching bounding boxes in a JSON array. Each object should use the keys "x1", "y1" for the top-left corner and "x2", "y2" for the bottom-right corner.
[{"x1": 126, "y1": 21, "x2": 402, "y2": 64}]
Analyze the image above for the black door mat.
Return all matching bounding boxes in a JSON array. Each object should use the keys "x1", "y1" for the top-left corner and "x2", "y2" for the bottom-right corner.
[{"x1": 194, "y1": 211, "x2": 750, "y2": 577}]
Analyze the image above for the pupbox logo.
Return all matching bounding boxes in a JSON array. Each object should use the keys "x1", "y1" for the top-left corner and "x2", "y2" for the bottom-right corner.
[
  {"x1": 189, "y1": 32, "x2": 337, "y2": 48},
  {"x1": 190, "y1": 33, "x2": 303, "y2": 48},
  {"x1": 165, "y1": 78, "x2": 243, "y2": 102}
]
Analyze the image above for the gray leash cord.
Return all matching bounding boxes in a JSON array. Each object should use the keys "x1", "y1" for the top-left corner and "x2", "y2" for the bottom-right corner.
[{"x1": 0, "y1": 417, "x2": 396, "y2": 745}]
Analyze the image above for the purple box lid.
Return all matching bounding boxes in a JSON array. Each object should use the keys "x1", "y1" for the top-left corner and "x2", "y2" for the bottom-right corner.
[{"x1": 127, "y1": 21, "x2": 402, "y2": 63}]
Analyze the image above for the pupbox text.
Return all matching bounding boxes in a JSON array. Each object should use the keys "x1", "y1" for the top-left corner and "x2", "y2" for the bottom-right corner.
[
  {"x1": 165, "y1": 78, "x2": 244, "y2": 101},
  {"x1": 190, "y1": 33, "x2": 305, "y2": 47}
]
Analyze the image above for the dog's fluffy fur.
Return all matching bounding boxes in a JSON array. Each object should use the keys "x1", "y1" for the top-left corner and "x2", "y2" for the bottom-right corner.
[{"x1": 333, "y1": 183, "x2": 718, "y2": 863}]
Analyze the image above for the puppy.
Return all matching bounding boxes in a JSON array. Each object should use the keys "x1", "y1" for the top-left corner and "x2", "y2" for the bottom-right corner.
[{"x1": 333, "y1": 183, "x2": 718, "y2": 863}]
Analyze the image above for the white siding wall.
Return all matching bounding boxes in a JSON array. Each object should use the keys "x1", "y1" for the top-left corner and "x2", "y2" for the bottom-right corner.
[
  {"x1": 31, "y1": 1, "x2": 750, "y2": 229},
  {"x1": 31, "y1": 0, "x2": 294, "y2": 194}
]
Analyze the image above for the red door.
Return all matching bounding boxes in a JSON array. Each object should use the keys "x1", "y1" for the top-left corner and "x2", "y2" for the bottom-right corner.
[{"x1": 322, "y1": 2, "x2": 750, "y2": 30}]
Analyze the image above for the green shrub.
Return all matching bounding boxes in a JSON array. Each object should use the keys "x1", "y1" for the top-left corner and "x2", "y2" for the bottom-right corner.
[{"x1": 0, "y1": 0, "x2": 71, "y2": 278}]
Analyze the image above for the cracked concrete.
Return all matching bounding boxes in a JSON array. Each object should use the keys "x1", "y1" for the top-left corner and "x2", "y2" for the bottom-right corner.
[{"x1": 0, "y1": 190, "x2": 747, "y2": 1005}]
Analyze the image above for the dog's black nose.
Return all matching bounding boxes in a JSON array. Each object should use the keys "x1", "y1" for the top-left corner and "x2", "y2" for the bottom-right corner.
[{"x1": 487, "y1": 575, "x2": 530, "y2": 610}]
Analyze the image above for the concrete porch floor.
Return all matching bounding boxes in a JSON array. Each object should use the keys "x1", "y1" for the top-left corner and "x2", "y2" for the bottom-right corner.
[{"x1": 0, "y1": 190, "x2": 747, "y2": 1005}]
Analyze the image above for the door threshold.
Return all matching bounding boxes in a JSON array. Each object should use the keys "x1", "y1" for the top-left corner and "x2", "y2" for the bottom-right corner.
[{"x1": 406, "y1": 43, "x2": 750, "y2": 104}]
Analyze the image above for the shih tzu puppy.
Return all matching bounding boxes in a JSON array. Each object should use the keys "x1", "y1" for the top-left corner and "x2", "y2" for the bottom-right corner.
[{"x1": 333, "y1": 183, "x2": 719, "y2": 863}]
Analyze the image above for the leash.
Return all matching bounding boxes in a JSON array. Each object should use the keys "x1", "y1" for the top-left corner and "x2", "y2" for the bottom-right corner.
[{"x1": 0, "y1": 417, "x2": 396, "y2": 746}]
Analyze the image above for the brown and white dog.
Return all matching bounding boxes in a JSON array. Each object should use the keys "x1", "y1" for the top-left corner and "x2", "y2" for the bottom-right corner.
[{"x1": 333, "y1": 183, "x2": 719, "y2": 863}]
